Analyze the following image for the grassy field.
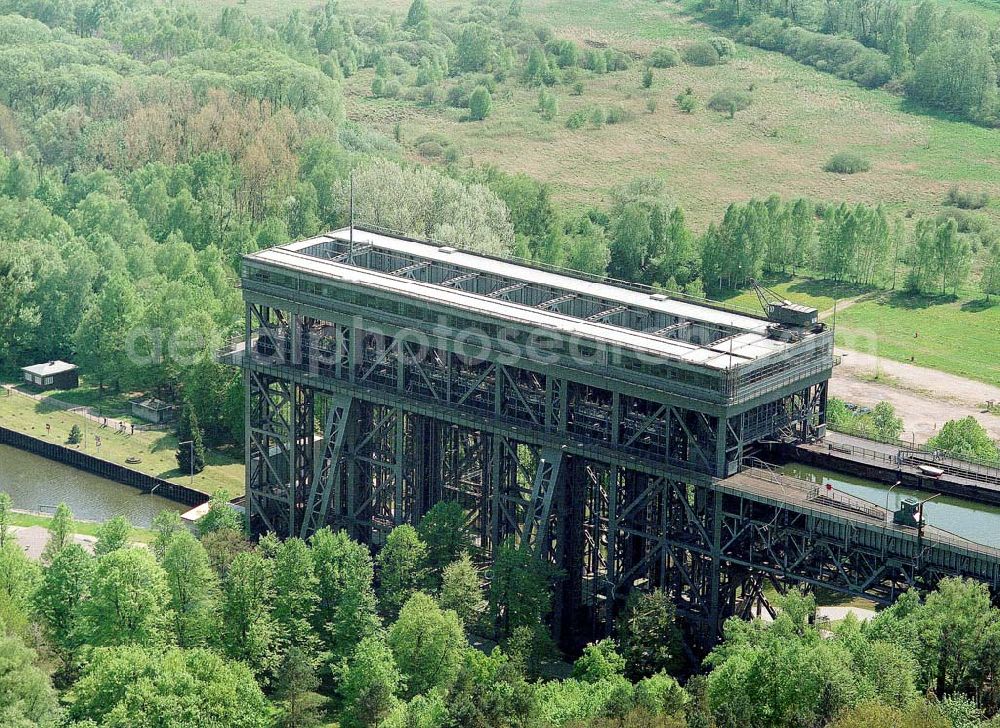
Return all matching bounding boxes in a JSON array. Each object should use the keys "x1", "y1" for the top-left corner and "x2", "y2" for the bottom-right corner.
[
  {"x1": 0, "y1": 389, "x2": 245, "y2": 499},
  {"x1": 710, "y1": 274, "x2": 872, "y2": 314},
  {"x1": 342, "y1": 0, "x2": 1000, "y2": 231},
  {"x1": 834, "y1": 292, "x2": 1000, "y2": 386},
  {"x1": 707, "y1": 274, "x2": 1000, "y2": 386}
]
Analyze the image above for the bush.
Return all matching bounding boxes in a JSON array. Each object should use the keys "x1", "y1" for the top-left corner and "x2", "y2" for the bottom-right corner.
[
  {"x1": 417, "y1": 140, "x2": 444, "y2": 158},
  {"x1": 67, "y1": 424, "x2": 82, "y2": 445},
  {"x1": 604, "y1": 49, "x2": 631, "y2": 71},
  {"x1": 468, "y1": 85, "x2": 492, "y2": 121},
  {"x1": 605, "y1": 105, "x2": 628, "y2": 124},
  {"x1": 538, "y1": 89, "x2": 559, "y2": 120},
  {"x1": 646, "y1": 98, "x2": 658, "y2": 113},
  {"x1": 446, "y1": 84, "x2": 470, "y2": 108},
  {"x1": 683, "y1": 41, "x2": 720, "y2": 66},
  {"x1": 566, "y1": 110, "x2": 588, "y2": 129},
  {"x1": 675, "y1": 87, "x2": 697, "y2": 113},
  {"x1": 708, "y1": 36, "x2": 736, "y2": 61},
  {"x1": 706, "y1": 89, "x2": 752, "y2": 117},
  {"x1": 824, "y1": 152, "x2": 870, "y2": 174},
  {"x1": 571, "y1": 81, "x2": 584, "y2": 95},
  {"x1": 591, "y1": 107, "x2": 606, "y2": 127},
  {"x1": 649, "y1": 46, "x2": 680, "y2": 68},
  {"x1": 945, "y1": 186, "x2": 990, "y2": 210}
]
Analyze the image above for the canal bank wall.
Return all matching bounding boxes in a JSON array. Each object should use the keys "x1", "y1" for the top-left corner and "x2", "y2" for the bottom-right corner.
[
  {"x1": 770, "y1": 438, "x2": 1000, "y2": 507},
  {"x1": 0, "y1": 426, "x2": 210, "y2": 508}
]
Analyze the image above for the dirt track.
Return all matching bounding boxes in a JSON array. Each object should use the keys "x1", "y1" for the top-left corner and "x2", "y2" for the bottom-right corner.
[{"x1": 831, "y1": 348, "x2": 1000, "y2": 443}]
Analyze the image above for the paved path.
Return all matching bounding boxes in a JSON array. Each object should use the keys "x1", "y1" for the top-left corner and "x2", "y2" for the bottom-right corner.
[
  {"x1": 817, "y1": 606, "x2": 876, "y2": 623},
  {"x1": 830, "y1": 349, "x2": 1000, "y2": 442},
  {"x1": 818, "y1": 292, "x2": 876, "y2": 321},
  {"x1": 10, "y1": 525, "x2": 95, "y2": 560}
]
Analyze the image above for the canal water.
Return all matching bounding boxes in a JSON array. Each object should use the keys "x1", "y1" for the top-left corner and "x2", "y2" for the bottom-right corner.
[
  {"x1": 780, "y1": 462, "x2": 1000, "y2": 549},
  {"x1": 0, "y1": 445, "x2": 185, "y2": 527}
]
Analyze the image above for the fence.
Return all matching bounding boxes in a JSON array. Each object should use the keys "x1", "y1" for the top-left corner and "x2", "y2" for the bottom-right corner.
[
  {"x1": 0, "y1": 426, "x2": 210, "y2": 508},
  {"x1": 830, "y1": 420, "x2": 1000, "y2": 472},
  {"x1": 826, "y1": 427, "x2": 1000, "y2": 487}
]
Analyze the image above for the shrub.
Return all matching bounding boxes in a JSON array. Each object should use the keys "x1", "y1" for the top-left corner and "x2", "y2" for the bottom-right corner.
[
  {"x1": 446, "y1": 84, "x2": 470, "y2": 108},
  {"x1": 824, "y1": 152, "x2": 870, "y2": 174},
  {"x1": 708, "y1": 36, "x2": 736, "y2": 61},
  {"x1": 468, "y1": 85, "x2": 492, "y2": 121},
  {"x1": 605, "y1": 105, "x2": 628, "y2": 124},
  {"x1": 422, "y1": 83, "x2": 443, "y2": 105},
  {"x1": 591, "y1": 107, "x2": 606, "y2": 127},
  {"x1": 683, "y1": 41, "x2": 720, "y2": 66},
  {"x1": 642, "y1": 66, "x2": 653, "y2": 89},
  {"x1": 945, "y1": 187, "x2": 990, "y2": 210},
  {"x1": 646, "y1": 98, "x2": 658, "y2": 113},
  {"x1": 417, "y1": 140, "x2": 444, "y2": 158},
  {"x1": 583, "y1": 49, "x2": 607, "y2": 73},
  {"x1": 675, "y1": 87, "x2": 697, "y2": 113},
  {"x1": 649, "y1": 46, "x2": 680, "y2": 68},
  {"x1": 706, "y1": 88, "x2": 752, "y2": 117},
  {"x1": 566, "y1": 110, "x2": 588, "y2": 129},
  {"x1": 604, "y1": 49, "x2": 631, "y2": 71},
  {"x1": 538, "y1": 89, "x2": 559, "y2": 120},
  {"x1": 571, "y1": 81, "x2": 584, "y2": 96},
  {"x1": 67, "y1": 424, "x2": 82, "y2": 445}
]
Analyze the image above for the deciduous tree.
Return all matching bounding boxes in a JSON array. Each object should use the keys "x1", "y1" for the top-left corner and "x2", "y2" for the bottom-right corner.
[
  {"x1": 79, "y1": 547, "x2": 172, "y2": 648},
  {"x1": 94, "y1": 515, "x2": 131, "y2": 556},
  {"x1": 34, "y1": 542, "x2": 93, "y2": 663},
  {"x1": 377, "y1": 524, "x2": 428, "y2": 620},
  {"x1": 388, "y1": 591, "x2": 467, "y2": 697},
  {"x1": 220, "y1": 550, "x2": 280, "y2": 680},
  {"x1": 339, "y1": 633, "x2": 403, "y2": 728},
  {"x1": 440, "y1": 552, "x2": 486, "y2": 628},
  {"x1": 162, "y1": 530, "x2": 219, "y2": 648}
]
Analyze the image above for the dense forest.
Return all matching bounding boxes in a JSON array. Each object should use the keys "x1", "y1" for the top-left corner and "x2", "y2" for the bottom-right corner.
[{"x1": 6, "y1": 492, "x2": 1000, "y2": 727}]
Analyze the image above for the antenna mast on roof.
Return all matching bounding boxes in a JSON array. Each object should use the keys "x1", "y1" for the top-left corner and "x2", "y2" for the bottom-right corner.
[{"x1": 349, "y1": 169, "x2": 355, "y2": 257}]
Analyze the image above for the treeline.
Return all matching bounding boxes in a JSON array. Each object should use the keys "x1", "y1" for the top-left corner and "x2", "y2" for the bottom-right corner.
[
  {"x1": 703, "y1": 0, "x2": 1000, "y2": 125},
  {"x1": 539, "y1": 180, "x2": 990, "y2": 296},
  {"x1": 828, "y1": 400, "x2": 1000, "y2": 463},
  {"x1": 6, "y1": 491, "x2": 1000, "y2": 727}
]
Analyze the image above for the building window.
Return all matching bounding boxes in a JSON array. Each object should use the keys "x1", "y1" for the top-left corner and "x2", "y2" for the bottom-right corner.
[{"x1": 43, "y1": 376, "x2": 53, "y2": 385}]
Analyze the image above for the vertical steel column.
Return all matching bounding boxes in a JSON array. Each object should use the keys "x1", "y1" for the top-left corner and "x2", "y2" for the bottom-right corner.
[
  {"x1": 553, "y1": 456, "x2": 588, "y2": 650},
  {"x1": 412, "y1": 416, "x2": 442, "y2": 521}
]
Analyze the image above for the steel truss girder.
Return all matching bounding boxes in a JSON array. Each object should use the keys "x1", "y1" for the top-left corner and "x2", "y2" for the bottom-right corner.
[
  {"x1": 521, "y1": 447, "x2": 564, "y2": 555},
  {"x1": 299, "y1": 393, "x2": 356, "y2": 538}
]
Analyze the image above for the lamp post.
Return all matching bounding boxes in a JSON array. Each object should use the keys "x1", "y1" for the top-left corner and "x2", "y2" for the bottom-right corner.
[
  {"x1": 885, "y1": 480, "x2": 902, "y2": 522},
  {"x1": 178, "y1": 440, "x2": 194, "y2": 487}
]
